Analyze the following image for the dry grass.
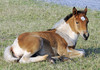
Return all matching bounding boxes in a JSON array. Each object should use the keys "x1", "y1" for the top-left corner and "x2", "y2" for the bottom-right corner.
[{"x1": 0, "y1": 0, "x2": 100, "y2": 70}]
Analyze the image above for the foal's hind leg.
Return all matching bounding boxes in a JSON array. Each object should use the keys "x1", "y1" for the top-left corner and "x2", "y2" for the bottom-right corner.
[
  {"x1": 19, "y1": 51, "x2": 48, "y2": 63},
  {"x1": 18, "y1": 35, "x2": 49, "y2": 63}
]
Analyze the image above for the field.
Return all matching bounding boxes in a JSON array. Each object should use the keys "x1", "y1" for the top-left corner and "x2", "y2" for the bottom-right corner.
[{"x1": 0, "y1": 0, "x2": 100, "y2": 70}]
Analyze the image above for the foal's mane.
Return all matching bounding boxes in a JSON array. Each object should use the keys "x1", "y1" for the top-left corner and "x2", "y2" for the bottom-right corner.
[
  {"x1": 64, "y1": 10, "x2": 85, "y2": 22},
  {"x1": 47, "y1": 10, "x2": 85, "y2": 31}
]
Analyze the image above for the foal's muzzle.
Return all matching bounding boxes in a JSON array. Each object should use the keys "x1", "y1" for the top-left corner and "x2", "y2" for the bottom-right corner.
[
  {"x1": 83, "y1": 33, "x2": 89, "y2": 40},
  {"x1": 81, "y1": 32, "x2": 89, "y2": 40}
]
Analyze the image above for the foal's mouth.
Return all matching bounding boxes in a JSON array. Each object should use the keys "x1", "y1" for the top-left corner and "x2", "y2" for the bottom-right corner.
[{"x1": 80, "y1": 32, "x2": 89, "y2": 40}]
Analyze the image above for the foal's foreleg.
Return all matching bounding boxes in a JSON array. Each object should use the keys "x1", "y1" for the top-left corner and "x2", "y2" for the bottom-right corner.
[{"x1": 67, "y1": 47, "x2": 85, "y2": 58}]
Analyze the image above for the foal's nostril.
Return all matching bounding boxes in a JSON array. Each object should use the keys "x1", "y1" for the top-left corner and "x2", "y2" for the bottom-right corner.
[
  {"x1": 83, "y1": 33, "x2": 89, "y2": 40},
  {"x1": 83, "y1": 34, "x2": 86, "y2": 38}
]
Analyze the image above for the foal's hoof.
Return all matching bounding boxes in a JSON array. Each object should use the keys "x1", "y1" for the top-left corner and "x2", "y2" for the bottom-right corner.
[
  {"x1": 77, "y1": 49, "x2": 85, "y2": 57},
  {"x1": 59, "y1": 56, "x2": 69, "y2": 62},
  {"x1": 14, "y1": 58, "x2": 20, "y2": 63},
  {"x1": 49, "y1": 58, "x2": 56, "y2": 64}
]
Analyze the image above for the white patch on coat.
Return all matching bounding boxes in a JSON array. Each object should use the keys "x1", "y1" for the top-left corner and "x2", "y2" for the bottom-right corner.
[
  {"x1": 81, "y1": 16, "x2": 85, "y2": 21},
  {"x1": 12, "y1": 38, "x2": 24, "y2": 58},
  {"x1": 77, "y1": 49, "x2": 85, "y2": 56},
  {"x1": 54, "y1": 20, "x2": 78, "y2": 46}
]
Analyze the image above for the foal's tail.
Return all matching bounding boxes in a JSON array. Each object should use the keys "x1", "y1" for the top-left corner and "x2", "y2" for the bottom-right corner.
[{"x1": 4, "y1": 46, "x2": 18, "y2": 62}]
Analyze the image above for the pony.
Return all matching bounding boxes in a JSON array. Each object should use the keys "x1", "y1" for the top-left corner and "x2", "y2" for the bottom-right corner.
[{"x1": 4, "y1": 7, "x2": 89, "y2": 63}]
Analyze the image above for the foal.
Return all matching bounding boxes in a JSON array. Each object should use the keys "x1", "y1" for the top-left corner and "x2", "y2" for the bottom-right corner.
[{"x1": 4, "y1": 7, "x2": 89, "y2": 63}]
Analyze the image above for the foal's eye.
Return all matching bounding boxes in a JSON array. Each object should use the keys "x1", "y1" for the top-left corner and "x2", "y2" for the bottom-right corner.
[{"x1": 76, "y1": 22, "x2": 79, "y2": 24}]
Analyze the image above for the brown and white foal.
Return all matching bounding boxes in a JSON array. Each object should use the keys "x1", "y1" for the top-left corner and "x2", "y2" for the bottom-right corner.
[{"x1": 4, "y1": 7, "x2": 89, "y2": 63}]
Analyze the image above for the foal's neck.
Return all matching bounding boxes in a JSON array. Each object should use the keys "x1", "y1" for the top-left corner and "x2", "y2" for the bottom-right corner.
[{"x1": 56, "y1": 17, "x2": 79, "y2": 46}]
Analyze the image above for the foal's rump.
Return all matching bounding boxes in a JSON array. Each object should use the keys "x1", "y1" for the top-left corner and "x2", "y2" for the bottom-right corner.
[{"x1": 18, "y1": 33, "x2": 42, "y2": 54}]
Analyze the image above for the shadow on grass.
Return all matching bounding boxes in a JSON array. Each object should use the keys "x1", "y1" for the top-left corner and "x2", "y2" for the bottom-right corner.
[{"x1": 84, "y1": 47, "x2": 100, "y2": 56}]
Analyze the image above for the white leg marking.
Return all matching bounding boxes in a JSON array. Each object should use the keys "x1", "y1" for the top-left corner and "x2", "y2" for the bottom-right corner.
[
  {"x1": 77, "y1": 49, "x2": 85, "y2": 56},
  {"x1": 29, "y1": 55, "x2": 48, "y2": 63},
  {"x1": 19, "y1": 51, "x2": 31, "y2": 63}
]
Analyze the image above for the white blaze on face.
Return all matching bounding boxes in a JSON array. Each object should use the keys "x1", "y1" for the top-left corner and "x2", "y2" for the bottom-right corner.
[{"x1": 81, "y1": 16, "x2": 85, "y2": 21}]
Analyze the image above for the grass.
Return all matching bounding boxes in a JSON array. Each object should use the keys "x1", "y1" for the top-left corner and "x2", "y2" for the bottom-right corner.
[{"x1": 0, "y1": 0, "x2": 100, "y2": 70}]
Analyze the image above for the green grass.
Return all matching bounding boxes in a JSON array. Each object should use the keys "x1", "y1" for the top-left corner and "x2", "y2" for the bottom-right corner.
[{"x1": 0, "y1": 0, "x2": 100, "y2": 70}]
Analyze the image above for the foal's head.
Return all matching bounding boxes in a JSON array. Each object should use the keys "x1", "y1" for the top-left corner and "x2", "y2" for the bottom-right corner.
[{"x1": 65, "y1": 7, "x2": 89, "y2": 40}]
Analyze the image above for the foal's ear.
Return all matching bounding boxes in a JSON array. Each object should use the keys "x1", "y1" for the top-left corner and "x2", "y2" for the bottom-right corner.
[
  {"x1": 84, "y1": 6, "x2": 87, "y2": 15},
  {"x1": 73, "y1": 7, "x2": 77, "y2": 15}
]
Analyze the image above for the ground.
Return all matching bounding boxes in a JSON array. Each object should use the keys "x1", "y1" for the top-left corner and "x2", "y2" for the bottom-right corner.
[{"x1": 0, "y1": 0, "x2": 100, "y2": 70}]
